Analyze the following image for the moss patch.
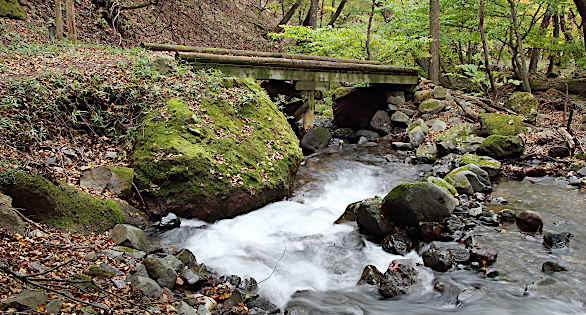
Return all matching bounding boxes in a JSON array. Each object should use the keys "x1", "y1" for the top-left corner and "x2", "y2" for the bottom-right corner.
[
  {"x1": 478, "y1": 135, "x2": 524, "y2": 159},
  {"x1": 382, "y1": 182, "x2": 421, "y2": 204},
  {"x1": 459, "y1": 154, "x2": 501, "y2": 169},
  {"x1": 427, "y1": 177, "x2": 457, "y2": 196},
  {"x1": 132, "y1": 77, "x2": 302, "y2": 221},
  {"x1": 478, "y1": 113, "x2": 529, "y2": 136},
  {"x1": 0, "y1": 169, "x2": 124, "y2": 233},
  {"x1": 504, "y1": 92, "x2": 538, "y2": 117},
  {"x1": 0, "y1": 0, "x2": 26, "y2": 20},
  {"x1": 84, "y1": 265, "x2": 116, "y2": 279}
]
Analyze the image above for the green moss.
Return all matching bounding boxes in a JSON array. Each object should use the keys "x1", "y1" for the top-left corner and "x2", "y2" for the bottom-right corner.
[
  {"x1": 505, "y1": 92, "x2": 538, "y2": 117},
  {"x1": 84, "y1": 265, "x2": 116, "y2": 279},
  {"x1": 479, "y1": 113, "x2": 529, "y2": 136},
  {"x1": 407, "y1": 119, "x2": 427, "y2": 133},
  {"x1": 382, "y1": 182, "x2": 422, "y2": 204},
  {"x1": 0, "y1": 169, "x2": 124, "y2": 233},
  {"x1": 132, "y1": 77, "x2": 302, "y2": 221},
  {"x1": 427, "y1": 177, "x2": 457, "y2": 196},
  {"x1": 0, "y1": 0, "x2": 26, "y2": 20},
  {"x1": 459, "y1": 154, "x2": 501, "y2": 169},
  {"x1": 478, "y1": 135, "x2": 524, "y2": 159},
  {"x1": 108, "y1": 166, "x2": 134, "y2": 184},
  {"x1": 332, "y1": 86, "x2": 355, "y2": 100},
  {"x1": 418, "y1": 99, "x2": 445, "y2": 113},
  {"x1": 438, "y1": 123, "x2": 472, "y2": 142}
]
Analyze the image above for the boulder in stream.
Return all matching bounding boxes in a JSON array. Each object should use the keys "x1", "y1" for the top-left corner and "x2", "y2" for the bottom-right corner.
[
  {"x1": 543, "y1": 231, "x2": 573, "y2": 249},
  {"x1": 444, "y1": 164, "x2": 491, "y2": 195},
  {"x1": 381, "y1": 232, "x2": 417, "y2": 256},
  {"x1": 516, "y1": 210, "x2": 543, "y2": 233},
  {"x1": 301, "y1": 127, "x2": 332, "y2": 154},
  {"x1": 378, "y1": 260, "x2": 417, "y2": 298},
  {"x1": 477, "y1": 135, "x2": 524, "y2": 159}
]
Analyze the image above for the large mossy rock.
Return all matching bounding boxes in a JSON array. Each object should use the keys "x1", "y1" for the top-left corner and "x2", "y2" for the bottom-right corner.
[
  {"x1": 0, "y1": 0, "x2": 26, "y2": 20},
  {"x1": 504, "y1": 92, "x2": 538, "y2": 117},
  {"x1": 530, "y1": 77, "x2": 586, "y2": 97},
  {"x1": 0, "y1": 170, "x2": 124, "y2": 233},
  {"x1": 437, "y1": 124, "x2": 484, "y2": 156},
  {"x1": 477, "y1": 135, "x2": 524, "y2": 159},
  {"x1": 132, "y1": 79, "x2": 303, "y2": 222},
  {"x1": 382, "y1": 182, "x2": 457, "y2": 226},
  {"x1": 478, "y1": 113, "x2": 529, "y2": 136},
  {"x1": 418, "y1": 99, "x2": 446, "y2": 114},
  {"x1": 457, "y1": 154, "x2": 501, "y2": 177},
  {"x1": 444, "y1": 164, "x2": 491, "y2": 195}
]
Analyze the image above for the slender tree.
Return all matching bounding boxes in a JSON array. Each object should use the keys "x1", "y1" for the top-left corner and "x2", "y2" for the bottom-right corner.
[
  {"x1": 366, "y1": 0, "x2": 376, "y2": 60},
  {"x1": 547, "y1": 13, "x2": 560, "y2": 76},
  {"x1": 327, "y1": 0, "x2": 347, "y2": 26},
  {"x1": 574, "y1": 0, "x2": 586, "y2": 49},
  {"x1": 479, "y1": 0, "x2": 496, "y2": 93},
  {"x1": 508, "y1": 0, "x2": 531, "y2": 93},
  {"x1": 429, "y1": 0, "x2": 440, "y2": 84},
  {"x1": 276, "y1": 0, "x2": 304, "y2": 28},
  {"x1": 55, "y1": 0, "x2": 64, "y2": 40},
  {"x1": 303, "y1": 0, "x2": 319, "y2": 28},
  {"x1": 65, "y1": 0, "x2": 77, "y2": 42},
  {"x1": 528, "y1": 8, "x2": 552, "y2": 74}
]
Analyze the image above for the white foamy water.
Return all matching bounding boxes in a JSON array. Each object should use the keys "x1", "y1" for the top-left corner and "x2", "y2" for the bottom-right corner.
[{"x1": 181, "y1": 160, "x2": 421, "y2": 306}]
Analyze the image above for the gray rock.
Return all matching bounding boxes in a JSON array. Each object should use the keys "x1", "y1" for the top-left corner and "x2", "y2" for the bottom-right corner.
[
  {"x1": 542, "y1": 261, "x2": 568, "y2": 274},
  {"x1": 370, "y1": 110, "x2": 392, "y2": 135},
  {"x1": 387, "y1": 91, "x2": 405, "y2": 105},
  {"x1": 181, "y1": 269, "x2": 201, "y2": 286},
  {"x1": 355, "y1": 198, "x2": 393, "y2": 238},
  {"x1": 382, "y1": 182, "x2": 457, "y2": 226},
  {"x1": 301, "y1": 127, "x2": 332, "y2": 154},
  {"x1": 175, "y1": 249, "x2": 198, "y2": 268},
  {"x1": 111, "y1": 279, "x2": 126, "y2": 289},
  {"x1": 185, "y1": 294, "x2": 217, "y2": 311},
  {"x1": 156, "y1": 212, "x2": 180, "y2": 231},
  {"x1": 143, "y1": 256, "x2": 178, "y2": 289},
  {"x1": 381, "y1": 233, "x2": 417, "y2": 256},
  {"x1": 543, "y1": 231, "x2": 573, "y2": 249},
  {"x1": 130, "y1": 276, "x2": 162, "y2": 298},
  {"x1": 0, "y1": 192, "x2": 12, "y2": 207},
  {"x1": 378, "y1": 261, "x2": 417, "y2": 298},
  {"x1": 355, "y1": 129, "x2": 380, "y2": 140},
  {"x1": 407, "y1": 119, "x2": 429, "y2": 148},
  {"x1": 469, "y1": 245, "x2": 497, "y2": 266},
  {"x1": 387, "y1": 104, "x2": 398, "y2": 112},
  {"x1": 99, "y1": 263, "x2": 124, "y2": 275},
  {"x1": 28, "y1": 229, "x2": 47, "y2": 238},
  {"x1": 1, "y1": 290, "x2": 48, "y2": 310},
  {"x1": 419, "y1": 99, "x2": 447, "y2": 114},
  {"x1": 332, "y1": 128, "x2": 356, "y2": 141},
  {"x1": 415, "y1": 90, "x2": 433, "y2": 104},
  {"x1": 177, "y1": 301, "x2": 198, "y2": 315},
  {"x1": 426, "y1": 119, "x2": 447, "y2": 131},
  {"x1": 112, "y1": 246, "x2": 146, "y2": 259},
  {"x1": 477, "y1": 135, "x2": 524, "y2": 159},
  {"x1": 445, "y1": 164, "x2": 492, "y2": 195},
  {"x1": 516, "y1": 210, "x2": 543, "y2": 233},
  {"x1": 457, "y1": 154, "x2": 501, "y2": 177},
  {"x1": 80, "y1": 166, "x2": 133, "y2": 197},
  {"x1": 149, "y1": 57, "x2": 177, "y2": 75},
  {"x1": 0, "y1": 206, "x2": 26, "y2": 234},
  {"x1": 110, "y1": 224, "x2": 150, "y2": 251},
  {"x1": 577, "y1": 167, "x2": 586, "y2": 177},
  {"x1": 433, "y1": 86, "x2": 449, "y2": 99},
  {"x1": 100, "y1": 249, "x2": 124, "y2": 259},
  {"x1": 163, "y1": 254, "x2": 185, "y2": 272},
  {"x1": 391, "y1": 111, "x2": 410, "y2": 128},
  {"x1": 126, "y1": 263, "x2": 149, "y2": 283},
  {"x1": 357, "y1": 136, "x2": 368, "y2": 145},
  {"x1": 46, "y1": 298, "x2": 62, "y2": 314},
  {"x1": 392, "y1": 142, "x2": 413, "y2": 150},
  {"x1": 416, "y1": 143, "x2": 437, "y2": 163}
]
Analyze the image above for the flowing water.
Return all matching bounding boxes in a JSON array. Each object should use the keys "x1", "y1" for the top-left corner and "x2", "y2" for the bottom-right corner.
[{"x1": 162, "y1": 145, "x2": 586, "y2": 314}]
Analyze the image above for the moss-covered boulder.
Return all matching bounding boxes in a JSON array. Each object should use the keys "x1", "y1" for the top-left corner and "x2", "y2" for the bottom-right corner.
[
  {"x1": 504, "y1": 92, "x2": 538, "y2": 117},
  {"x1": 444, "y1": 164, "x2": 491, "y2": 195},
  {"x1": 407, "y1": 119, "x2": 429, "y2": 147},
  {"x1": 79, "y1": 166, "x2": 134, "y2": 198},
  {"x1": 426, "y1": 177, "x2": 457, "y2": 196},
  {"x1": 382, "y1": 182, "x2": 457, "y2": 226},
  {"x1": 132, "y1": 79, "x2": 303, "y2": 222},
  {"x1": 457, "y1": 154, "x2": 501, "y2": 177},
  {"x1": 478, "y1": 113, "x2": 529, "y2": 136},
  {"x1": 0, "y1": 0, "x2": 26, "y2": 20},
  {"x1": 477, "y1": 135, "x2": 524, "y2": 159},
  {"x1": 437, "y1": 123, "x2": 484, "y2": 156},
  {"x1": 416, "y1": 143, "x2": 437, "y2": 163},
  {"x1": 418, "y1": 99, "x2": 446, "y2": 114},
  {"x1": 0, "y1": 170, "x2": 124, "y2": 233}
]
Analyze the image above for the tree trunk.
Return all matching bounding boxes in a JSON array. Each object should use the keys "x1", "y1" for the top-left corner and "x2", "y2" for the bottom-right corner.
[
  {"x1": 508, "y1": 0, "x2": 531, "y2": 93},
  {"x1": 65, "y1": 0, "x2": 77, "y2": 42},
  {"x1": 457, "y1": 40, "x2": 465, "y2": 64},
  {"x1": 528, "y1": 8, "x2": 551, "y2": 74},
  {"x1": 479, "y1": 0, "x2": 496, "y2": 93},
  {"x1": 303, "y1": 0, "x2": 319, "y2": 28},
  {"x1": 574, "y1": 0, "x2": 586, "y2": 49},
  {"x1": 55, "y1": 0, "x2": 64, "y2": 40},
  {"x1": 320, "y1": 0, "x2": 325, "y2": 27},
  {"x1": 429, "y1": 0, "x2": 440, "y2": 84},
  {"x1": 366, "y1": 0, "x2": 376, "y2": 60},
  {"x1": 327, "y1": 0, "x2": 347, "y2": 26},
  {"x1": 560, "y1": 12, "x2": 573, "y2": 41},
  {"x1": 547, "y1": 14, "x2": 560, "y2": 76},
  {"x1": 277, "y1": 0, "x2": 304, "y2": 28}
]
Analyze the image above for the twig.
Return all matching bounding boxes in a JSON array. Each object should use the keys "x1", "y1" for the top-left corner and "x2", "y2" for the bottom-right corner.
[
  {"x1": 23, "y1": 259, "x2": 75, "y2": 278},
  {"x1": 11, "y1": 208, "x2": 49, "y2": 234},
  {"x1": 258, "y1": 246, "x2": 287, "y2": 285}
]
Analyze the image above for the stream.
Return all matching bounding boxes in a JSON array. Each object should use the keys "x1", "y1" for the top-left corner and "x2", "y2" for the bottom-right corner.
[{"x1": 162, "y1": 145, "x2": 586, "y2": 314}]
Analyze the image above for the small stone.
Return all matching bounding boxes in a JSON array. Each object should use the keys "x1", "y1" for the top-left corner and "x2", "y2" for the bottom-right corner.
[
  {"x1": 130, "y1": 276, "x2": 162, "y2": 298},
  {"x1": 381, "y1": 233, "x2": 417, "y2": 256},
  {"x1": 391, "y1": 111, "x2": 410, "y2": 128},
  {"x1": 110, "y1": 224, "x2": 150, "y2": 251},
  {"x1": 27, "y1": 229, "x2": 47, "y2": 238},
  {"x1": 181, "y1": 269, "x2": 201, "y2": 286},
  {"x1": 542, "y1": 261, "x2": 568, "y2": 274},
  {"x1": 516, "y1": 211, "x2": 543, "y2": 233},
  {"x1": 2, "y1": 290, "x2": 48, "y2": 310},
  {"x1": 177, "y1": 301, "x2": 198, "y2": 315},
  {"x1": 143, "y1": 256, "x2": 178, "y2": 289},
  {"x1": 358, "y1": 136, "x2": 368, "y2": 145},
  {"x1": 111, "y1": 279, "x2": 126, "y2": 289},
  {"x1": 105, "y1": 151, "x2": 117, "y2": 159},
  {"x1": 392, "y1": 142, "x2": 412, "y2": 150},
  {"x1": 469, "y1": 245, "x2": 497, "y2": 266},
  {"x1": 422, "y1": 247, "x2": 453, "y2": 272},
  {"x1": 157, "y1": 212, "x2": 181, "y2": 231},
  {"x1": 543, "y1": 231, "x2": 573, "y2": 249},
  {"x1": 387, "y1": 91, "x2": 405, "y2": 105},
  {"x1": 100, "y1": 249, "x2": 123, "y2": 260},
  {"x1": 426, "y1": 119, "x2": 447, "y2": 131},
  {"x1": 415, "y1": 90, "x2": 433, "y2": 103},
  {"x1": 175, "y1": 249, "x2": 197, "y2": 268},
  {"x1": 46, "y1": 298, "x2": 62, "y2": 314},
  {"x1": 498, "y1": 209, "x2": 516, "y2": 223},
  {"x1": 433, "y1": 86, "x2": 448, "y2": 99},
  {"x1": 112, "y1": 246, "x2": 146, "y2": 259},
  {"x1": 370, "y1": 110, "x2": 392, "y2": 135}
]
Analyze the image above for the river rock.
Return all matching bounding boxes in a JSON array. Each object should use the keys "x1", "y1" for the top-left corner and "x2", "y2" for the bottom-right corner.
[
  {"x1": 387, "y1": 91, "x2": 405, "y2": 105},
  {"x1": 162, "y1": 254, "x2": 185, "y2": 272},
  {"x1": 419, "y1": 99, "x2": 447, "y2": 114},
  {"x1": 335, "y1": 197, "x2": 378, "y2": 224},
  {"x1": 543, "y1": 231, "x2": 573, "y2": 249},
  {"x1": 478, "y1": 113, "x2": 529, "y2": 136},
  {"x1": 111, "y1": 224, "x2": 150, "y2": 251},
  {"x1": 542, "y1": 261, "x2": 568, "y2": 274},
  {"x1": 457, "y1": 154, "x2": 501, "y2": 177},
  {"x1": 432, "y1": 154, "x2": 461, "y2": 178},
  {"x1": 381, "y1": 233, "x2": 417, "y2": 255},
  {"x1": 1, "y1": 290, "x2": 48, "y2": 311},
  {"x1": 175, "y1": 249, "x2": 197, "y2": 268},
  {"x1": 391, "y1": 111, "x2": 410, "y2": 128},
  {"x1": 176, "y1": 301, "x2": 197, "y2": 315},
  {"x1": 143, "y1": 256, "x2": 178, "y2": 289},
  {"x1": 407, "y1": 119, "x2": 429, "y2": 148},
  {"x1": 415, "y1": 90, "x2": 433, "y2": 104},
  {"x1": 332, "y1": 128, "x2": 357, "y2": 142},
  {"x1": 477, "y1": 135, "x2": 524, "y2": 159},
  {"x1": 382, "y1": 182, "x2": 457, "y2": 226},
  {"x1": 497, "y1": 209, "x2": 516, "y2": 223},
  {"x1": 356, "y1": 129, "x2": 380, "y2": 140},
  {"x1": 356, "y1": 198, "x2": 393, "y2": 238},
  {"x1": 422, "y1": 247, "x2": 453, "y2": 272},
  {"x1": 426, "y1": 119, "x2": 447, "y2": 131},
  {"x1": 370, "y1": 110, "x2": 392, "y2": 135},
  {"x1": 444, "y1": 164, "x2": 491, "y2": 195},
  {"x1": 378, "y1": 261, "x2": 417, "y2": 298},
  {"x1": 436, "y1": 124, "x2": 484, "y2": 156},
  {"x1": 131, "y1": 276, "x2": 163, "y2": 298},
  {"x1": 416, "y1": 143, "x2": 437, "y2": 163},
  {"x1": 516, "y1": 210, "x2": 543, "y2": 233},
  {"x1": 469, "y1": 245, "x2": 497, "y2": 266},
  {"x1": 301, "y1": 127, "x2": 332, "y2": 154},
  {"x1": 132, "y1": 94, "x2": 302, "y2": 222},
  {"x1": 433, "y1": 86, "x2": 449, "y2": 99},
  {"x1": 504, "y1": 92, "x2": 538, "y2": 118},
  {"x1": 357, "y1": 265, "x2": 383, "y2": 286},
  {"x1": 156, "y1": 212, "x2": 181, "y2": 231},
  {"x1": 80, "y1": 166, "x2": 134, "y2": 198},
  {"x1": 427, "y1": 177, "x2": 457, "y2": 196},
  {"x1": 0, "y1": 206, "x2": 25, "y2": 234}
]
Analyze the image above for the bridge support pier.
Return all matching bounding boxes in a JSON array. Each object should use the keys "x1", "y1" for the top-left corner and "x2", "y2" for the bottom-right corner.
[{"x1": 301, "y1": 90, "x2": 315, "y2": 132}]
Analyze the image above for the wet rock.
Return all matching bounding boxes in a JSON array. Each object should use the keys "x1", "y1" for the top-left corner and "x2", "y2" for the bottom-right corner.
[
  {"x1": 433, "y1": 278, "x2": 461, "y2": 305},
  {"x1": 422, "y1": 247, "x2": 453, "y2": 272},
  {"x1": 416, "y1": 143, "x2": 437, "y2": 163},
  {"x1": 356, "y1": 198, "x2": 393, "y2": 238},
  {"x1": 382, "y1": 182, "x2": 457, "y2": 226},
  {"x1": 143, "y1": 256, "x2": 178, "y2": 289},
  {"x1": 335, "y1": 197, "x2": 378, "y2": 224},
  {"x1": 355, "y1": 129, "x2": 380, "y2": 140},
  {"x1": 457, "y1": 288, "x2": 486, "y2": 306},
  {"x1": 426, "y1": 119, "x2": 447, "y2": 131},
  {"x1": 543, "y1": 231, "x2": 573, "y2": 249},
  {"x1": 445, "y1": 164, "x2": 491, "y2": 195},
  {"x1": 392, "y1": 142, "x2": 412, "y2": 150},
  {"x1": 497, "y1": 209, "x2": 516, "y2": 223},
  {"x1": 469, "y1": 245, "x2": 497, "y2": 266},
  {"x1": 370, "y1": 110, "x2": 392, "y2": 135},
  {"x1": 477, "y1": 135, "x2": 524, "y2": 159},
  {"x1": 1, "y1": 290, "x2": 48, "y2": 311},
  {"x1": 378, "y1": 261, "x2": 417, "y2": 298},
  {"x1": 427, "y1": 177, "x2": 457, "y2": 196},
  {"x1": 301, "y1": 127, "x2": 332, "y2": 154},
  {"x1": 542, "y1": 261, "x2": 568, "y2": 274},
  {"x1": 357, "y1": 265, "x2": 383, "y2": 286},
  {"x1": 381, "y1": 233, "x2": 417, "y2": 255},
  {"x1": 457, "y1": 154, "x2": 501, "y2": 177},
  {"x1": 156, "y1": 212, "x2": 181, "y2": 231},
  {"x1": 332, "y1": 128, "x2": 356, "y2": 142},
  {"x1": 516, "y1": 210, "x2": 543, "y2": 233},
  {"x1": 407, "y1": 119, "x2": 429, "y2": 148},
  {"x1": 0, "y1": 206, "x2": 25, "y2": 234},
  {"x1": 419, "y1": 99, "x2": 447, "y2": 114},
  {"x1": 175, "y1": 249, "x2": 197, "y2": 268},
  {"x1": 111, "y1": 224, "x2": 150, "y2": 251},
  {"x1": 176, "y1": 301, "x2": 198, "y2": 315},
  {"x1": 391, "y1": 111, "x2": 410, "y2": 128}
]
